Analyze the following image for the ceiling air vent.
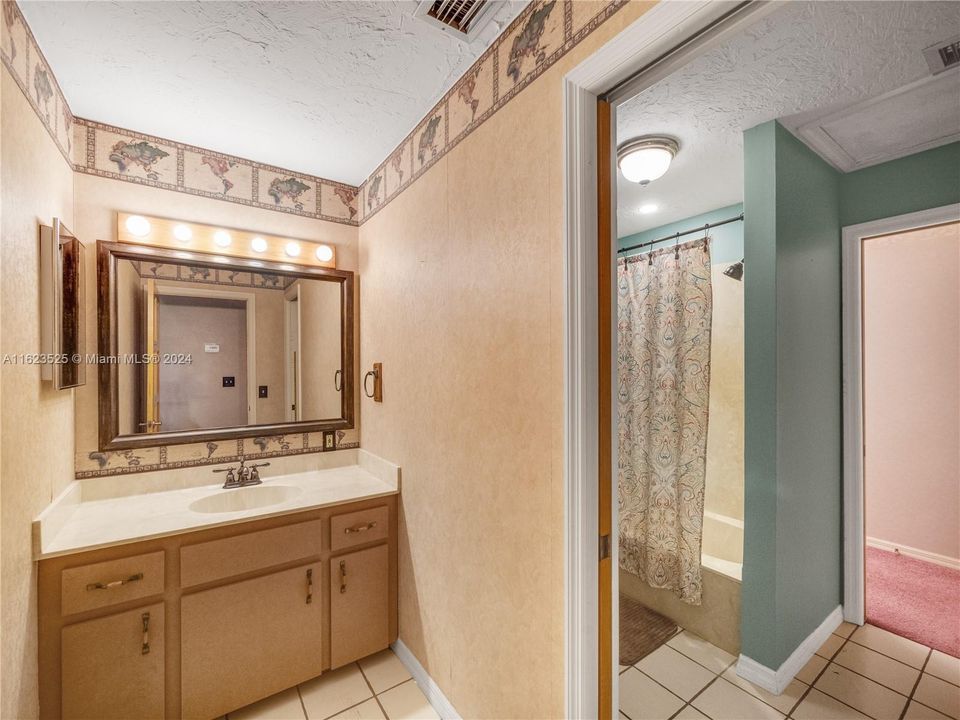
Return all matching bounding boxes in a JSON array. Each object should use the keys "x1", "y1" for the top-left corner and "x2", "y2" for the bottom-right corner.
[
  {"x1": 923, "y1": 35, "x2": 960, "y2": 75},
  {"x1": 415, "y1": 0, "x2": 499, "y2": 41}
]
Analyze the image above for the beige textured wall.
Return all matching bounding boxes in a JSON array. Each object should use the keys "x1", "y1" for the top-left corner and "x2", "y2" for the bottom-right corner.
[
  {"x1": 1, "y1": 66, "x2": 76, "y2": 720},
  {"x1": 72, "y1": 172, "x2": 359, "y2": 465},
  {"x1": 704, "y1": 265, "x2": 745, "y2": 522},
  {"x1": 357, "y1": 4, "x2": 652, "y2": 716}
]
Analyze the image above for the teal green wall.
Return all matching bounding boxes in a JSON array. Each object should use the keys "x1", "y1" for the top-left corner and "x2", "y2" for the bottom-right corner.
[
  {"x1": 840, "y1": 142, "x2": 960, "y2": 227},
  {"x1": 618, "y1": 203, "x2": 744, "y2": 263},
  {"x1": 742, "y1": 121, "x2": 843, "y2": 669}
]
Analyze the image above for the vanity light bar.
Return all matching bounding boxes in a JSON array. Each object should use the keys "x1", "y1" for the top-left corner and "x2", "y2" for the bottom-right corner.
[{"x1": 116, "y1": 212, "x2": 337, "y2": 269}]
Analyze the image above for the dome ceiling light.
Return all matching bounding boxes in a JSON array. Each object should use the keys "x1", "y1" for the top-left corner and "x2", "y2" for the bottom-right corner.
[{"x1": 617, "y1": 136, "x2": 679, "y2": 186}]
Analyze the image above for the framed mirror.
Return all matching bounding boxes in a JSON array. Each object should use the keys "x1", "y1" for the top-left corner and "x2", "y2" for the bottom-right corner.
[
  {"x1": 97, "y1": 241, "x2": 354, "y2": 451},
  {"x1": 40, "y1": 219, "x2": 86, "y2": 390}
]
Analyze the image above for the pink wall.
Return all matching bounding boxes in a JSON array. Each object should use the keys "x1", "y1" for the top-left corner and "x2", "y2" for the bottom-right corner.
[{"x1": 863, "y1": 221, "x2": 960, "y2": 561}]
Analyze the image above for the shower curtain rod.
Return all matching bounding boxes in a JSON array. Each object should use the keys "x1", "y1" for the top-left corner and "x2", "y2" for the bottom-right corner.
[{"x1": 618, "y1": 212, "x2": 745, "y2": 255}]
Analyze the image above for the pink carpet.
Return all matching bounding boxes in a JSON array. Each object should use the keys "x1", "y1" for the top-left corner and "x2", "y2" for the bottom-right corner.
[{"x1": 866, "y1": 547, "x2": 960, "y2": 658}]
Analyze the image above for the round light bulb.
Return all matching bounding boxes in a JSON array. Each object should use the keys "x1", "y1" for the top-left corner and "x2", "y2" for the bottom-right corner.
[
  {"x1": 173, "y1": 224, "x2": 193, "y2": 242},
  {"x1": 284, "y1": 241, "x2": 301, "y2": 257},
  {"x1": 125, "y1": 215, "x2": 151, "y2": 237},
  {"x1": 213, "y1": 230, "x2": 232, "y2": 247},
  {"x1": 315, "y1": 245, "x2": 334, "y2": 262},
  {"x1": 251, "y1": 237, "x2": 268, "y2": 253},
  {"x1": 619, "y1": 147, "x2": 674, "y2": 185}
]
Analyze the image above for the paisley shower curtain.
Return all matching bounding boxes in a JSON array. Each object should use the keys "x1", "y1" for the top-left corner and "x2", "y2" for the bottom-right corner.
[{"x1": 617, "y1": 237, "x2": 712, "y2": 605}]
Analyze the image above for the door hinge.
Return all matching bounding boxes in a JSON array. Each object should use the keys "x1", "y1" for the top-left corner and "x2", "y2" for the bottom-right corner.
[{"x1": 599, "y1": 534, "x2": 611, "y2": 561}]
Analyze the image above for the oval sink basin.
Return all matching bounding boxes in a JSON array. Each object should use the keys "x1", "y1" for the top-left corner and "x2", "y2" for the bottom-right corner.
[{"x1": 189, "y1": 485, "x2": 302, "y2": 514}]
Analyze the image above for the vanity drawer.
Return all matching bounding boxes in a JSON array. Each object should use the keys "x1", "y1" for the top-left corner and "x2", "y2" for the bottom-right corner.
[
  {"x1": 61, "y1": 551, "x2": 164, "y2": 616},
  {"x1": 180, "y1": 519, "x2": 322, "y2": 588},
  {"x1": 330, "y1": 505, "x2": 389, "y2": 552}
]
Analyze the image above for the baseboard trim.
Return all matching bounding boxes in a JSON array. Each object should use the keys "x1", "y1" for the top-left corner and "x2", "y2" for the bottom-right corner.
[
  {"x1": 736, "y1": 605, "x2": 843, "y2": 695},
  {"x1": 866, "y1": 537, "x2": 960, "y2": 571},
  {"x1": 391, "y1": 639, "x2": 461, "y2": 720}
]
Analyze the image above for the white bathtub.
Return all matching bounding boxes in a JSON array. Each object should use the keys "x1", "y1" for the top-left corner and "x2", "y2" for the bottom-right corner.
[{"x1": 702, "y1": 510, "x2": 743, "y2": 581}]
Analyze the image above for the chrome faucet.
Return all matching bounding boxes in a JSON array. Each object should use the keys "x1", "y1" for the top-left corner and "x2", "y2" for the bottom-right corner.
[{"x1": 213, "y1": 459, "x2": 270, "y2": 489}]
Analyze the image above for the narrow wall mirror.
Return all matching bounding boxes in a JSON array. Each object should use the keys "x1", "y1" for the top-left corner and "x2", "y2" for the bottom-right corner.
[{"x1": 97, "y1": 241, "x2": 354, "y2": 450}]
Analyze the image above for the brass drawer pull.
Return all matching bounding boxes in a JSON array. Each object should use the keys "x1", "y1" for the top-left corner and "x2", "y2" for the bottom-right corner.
[
  {"x1": 344, "y1": 521, "x2": 377, "y2": 534},
  {"x1": 339, "y1": 560, "x2": 347, "y2": 594},
  {"x1": 306, "y1": 568, "x2": 313, "y2": 605},
  {"x1": 86, "y1": 572, "x2": 144, "y2": 591},
  {"x1": 141, "y1": 612, "x2": 150, "y2": 655}
]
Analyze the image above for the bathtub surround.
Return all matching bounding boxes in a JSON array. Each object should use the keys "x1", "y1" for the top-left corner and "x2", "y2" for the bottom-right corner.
[
  {"x1": 617, "y1": 239, "x2": 713, "y2": 605},
  {"x1": 621, "y1": 568, "x2": 741, "y2": 657}
]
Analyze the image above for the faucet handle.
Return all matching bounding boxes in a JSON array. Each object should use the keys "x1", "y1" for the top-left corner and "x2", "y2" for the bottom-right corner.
[{"x1": 249, "y1": 462, "x2": 269, "y2": 483}]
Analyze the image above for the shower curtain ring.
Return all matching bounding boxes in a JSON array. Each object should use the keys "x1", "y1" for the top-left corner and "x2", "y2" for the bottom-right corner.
[
  {"x1": 674, "y1": 231, "x2": 680, "y2": 259},
  {"x1": 703, "y1": 223, "x2": 710, "y2": 251}
]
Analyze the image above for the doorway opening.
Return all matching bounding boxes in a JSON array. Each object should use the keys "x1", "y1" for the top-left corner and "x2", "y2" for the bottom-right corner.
[
  {"x1": 568, "y1": 1, "x2": 960, "y2": 717},
  {"x1": 842, "y1": 204, "x2": 960, "y2": 664}
]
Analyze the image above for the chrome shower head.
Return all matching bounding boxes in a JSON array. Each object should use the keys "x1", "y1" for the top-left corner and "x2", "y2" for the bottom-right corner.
[{"x1": 724, "y1": 259, "x2": 744, "y2": 281}]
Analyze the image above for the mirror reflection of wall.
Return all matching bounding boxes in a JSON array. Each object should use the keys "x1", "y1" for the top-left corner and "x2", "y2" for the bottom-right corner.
[{"x1": 115, "y1": 258, "x2": 343, "y2": 435}]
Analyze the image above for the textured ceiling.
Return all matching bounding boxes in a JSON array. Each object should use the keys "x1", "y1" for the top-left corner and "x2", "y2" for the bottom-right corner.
[
  {"x1": 616, "y1": 1, "x2": 960, "y2": 238},
  {"x1": 19, "y1": 0, "x2": 525, "y2": 186}
]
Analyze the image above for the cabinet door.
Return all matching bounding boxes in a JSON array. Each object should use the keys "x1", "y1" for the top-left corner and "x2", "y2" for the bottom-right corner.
[
  {"x1": 330, "y1": 544, "x2": 389, "y2": 668},
  {"x1": 61, "y1": 603, "x2": 164, "y2": 720},
  {"x1": 181, "y1": 563, "x2": 322, "y2": 719}
]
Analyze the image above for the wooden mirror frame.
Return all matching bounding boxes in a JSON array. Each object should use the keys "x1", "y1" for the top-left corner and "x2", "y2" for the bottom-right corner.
[{"x1": 97, "y1": 240, "x2": 355, "y2": 451}]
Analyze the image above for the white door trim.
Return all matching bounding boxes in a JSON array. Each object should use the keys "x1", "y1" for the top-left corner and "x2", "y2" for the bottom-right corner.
[
  {"x1": 561, "y1": 2, "x2": 773, "y2": 717},
  {"x1": 840, "y1": 203, "x2": 960, "y2": 624}
]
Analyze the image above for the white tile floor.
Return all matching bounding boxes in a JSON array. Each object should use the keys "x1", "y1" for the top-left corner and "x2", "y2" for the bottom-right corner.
[
  {"x1": 620, "y1": 625, "x2": 960, "y2": 720},
  {"x1": 225, "y1": 649, "x2": 439, "y2": 720}
]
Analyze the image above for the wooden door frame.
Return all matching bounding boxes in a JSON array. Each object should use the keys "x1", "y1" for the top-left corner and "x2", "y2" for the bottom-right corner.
[
  {"x1": 562, "y1": 2, "x2": 774, "y2": 716},
  {"x1": 840, "y1": 203, "x2": 960, "y2": 625}
]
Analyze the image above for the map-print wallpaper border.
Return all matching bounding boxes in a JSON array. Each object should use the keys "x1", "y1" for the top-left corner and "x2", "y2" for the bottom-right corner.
[
  {"x1": 76, "y1": 430, "x2": 361, "y2": 479},
  {"x1": 74, "y1": 117, "x2": 360, "y2": 225},
  {"x1": 1, "y1": 0, "x2": 74, "y2": 162},
  {"x1": 357, "y1": 0, "x2": 630, "y2": 223}
]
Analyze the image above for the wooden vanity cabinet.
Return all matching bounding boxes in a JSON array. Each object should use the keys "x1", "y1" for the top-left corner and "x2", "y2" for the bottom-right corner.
[
  {"x1": 181, "y1": 563, "x2": 323, "y2": 719},
  {"x1": 38, "y1": 494, "x2": 397, "y2": 720},
  {"x1": 330, "y1": 545, "x2": 389, "y2": 668},
  {"x1": 61, "y1": 603, "x2": 165, "y2": 720}
]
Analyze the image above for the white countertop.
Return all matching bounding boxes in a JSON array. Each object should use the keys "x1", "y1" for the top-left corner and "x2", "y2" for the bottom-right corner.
[{"x1": 34, "y1": 449, "x2": 399, "y2": 560}]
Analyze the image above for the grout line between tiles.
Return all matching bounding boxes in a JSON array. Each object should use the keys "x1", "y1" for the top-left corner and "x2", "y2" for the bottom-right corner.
[
  {"x1": 788, "y1": 632, "x2": 851, "y2": 719},
  {"x1": 897, "y1": 649, "x2": 933, "y2": 720},
  {"x1": 635, "y1": 666, "x2": 696, "y2": 705},
  {"x1": 845, "y1": 633, "x2": 930, "y2": 670},
  {"x1": 356, "y1": 660, "x2": 392, "y2": 719},
  {"x1": 296, "y1": 684, "x2": 310, "y2": 720},
  {"x1": 319, "y1": 695, "x2": 376, "y2": 720}
]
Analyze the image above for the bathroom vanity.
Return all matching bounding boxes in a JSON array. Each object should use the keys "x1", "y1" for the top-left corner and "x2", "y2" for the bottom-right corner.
[{"x1": 34, "y1": 451, "x2": 398, "y2": 720}]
